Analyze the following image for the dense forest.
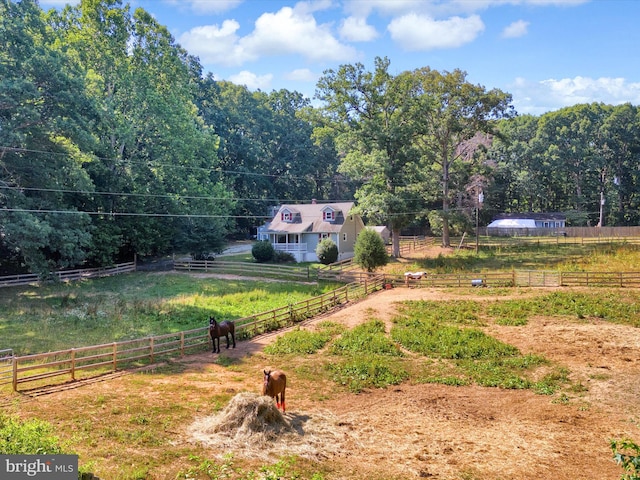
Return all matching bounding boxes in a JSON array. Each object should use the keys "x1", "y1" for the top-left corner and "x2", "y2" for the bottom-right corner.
[{"x1": 2, "y1": 0, "x2": 640, "y2": 274}]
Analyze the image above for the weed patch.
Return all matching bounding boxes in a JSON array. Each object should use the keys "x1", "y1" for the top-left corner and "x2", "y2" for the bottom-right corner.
[
  {"x1": 327, "y1": 355, "x2": 409, "y2": 393},
  {"x1": 329, "y1": 319, "x2": 403, "y2": 357}
]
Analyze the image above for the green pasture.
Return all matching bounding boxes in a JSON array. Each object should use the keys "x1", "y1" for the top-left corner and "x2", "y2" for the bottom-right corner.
[
  {"x1": 0, "y1": 272, "x2": 340, "y2": 355},
  {"x1": 388, "y1": 241, "x2": 640, "y2": 274}
]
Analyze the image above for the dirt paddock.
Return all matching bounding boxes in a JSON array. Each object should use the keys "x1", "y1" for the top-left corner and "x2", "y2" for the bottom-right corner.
[
  {"x1": 8, "y1": 285, "x2": 640, "y2": 480},
  {"x1": 180, "y1": 286, "x2": 639, "y2": 480}
]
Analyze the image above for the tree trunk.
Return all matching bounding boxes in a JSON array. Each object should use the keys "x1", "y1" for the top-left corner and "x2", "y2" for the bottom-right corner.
[
  {"x1": 441, "y1": 159, "x2": 451, "y2": 247},
  {"x1": 391, "y1": 227, "x2": 401, "y2": 258}
]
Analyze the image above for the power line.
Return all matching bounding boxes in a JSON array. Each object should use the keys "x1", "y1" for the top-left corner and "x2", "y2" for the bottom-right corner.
[
  {"x1": 0, "y1": 185, "x2": 352, "y2": 204},
  {"x1": 1, "y1": 207, "x2": 272, "y2": 219}
]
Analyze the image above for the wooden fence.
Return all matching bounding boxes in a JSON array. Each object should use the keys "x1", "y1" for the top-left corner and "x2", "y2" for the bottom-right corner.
[
  {"x1": 387, "y1": 236, "x2": 436, "y2": 256},
  {"x1": 0, "y1": 262, "x2": 136, "y2": 288},
  {"x1": 2, "y1": 276, "x2": 386, "y2": 392},
  {"x1": 174, "y1": 259, "x2": 315, "y2": 282},
  {"x1": 4, "y1": 262, "x2": 640, "y2": 392},
  {"x1": 390, "y1": 270, "x2": 640, "y2": 288}
]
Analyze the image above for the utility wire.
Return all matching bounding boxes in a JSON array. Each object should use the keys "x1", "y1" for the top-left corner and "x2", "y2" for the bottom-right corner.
[{"x1": 1, "y1": 207, "x2": 272, "y2": 219}]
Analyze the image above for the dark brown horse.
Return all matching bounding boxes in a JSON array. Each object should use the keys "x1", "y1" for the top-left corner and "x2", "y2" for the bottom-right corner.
[
  {"x1": 209, "y1": 316, "x2": 236, "y2": 353},
  {"x1": 262, "y1": 369, "x2": 287, "y2": 412}
]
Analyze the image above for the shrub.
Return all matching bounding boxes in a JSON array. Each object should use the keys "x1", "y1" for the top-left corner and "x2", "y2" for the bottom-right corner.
[
  {"x1": 273, "y1": 250, "x2": 296, "y2": 263},
  {"x1": 0, "y1": 413, "x2": 66, "y2": 454},
  {"x1": 316, "y1": 238, "x2": 338, "y2": 265},
  {"x1": 252, "y1": 240, "x2": 274, "y2": 263},
  {"x1": 354, "y1": 228, "x2": 388, "y2": 272}
]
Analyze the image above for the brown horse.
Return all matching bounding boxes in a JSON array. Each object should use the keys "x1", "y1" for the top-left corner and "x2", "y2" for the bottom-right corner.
[
  {"x1": 209, "y1": 316, "x2": 236, "y2": 353},
  {"x1": 262, "y1": 369, "x2": 286, "y2": 412}
]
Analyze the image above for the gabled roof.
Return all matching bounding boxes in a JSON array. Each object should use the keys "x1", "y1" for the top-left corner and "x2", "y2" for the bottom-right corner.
[{"x1": 264, "y1": 202, "x2": 355, "y2": 234}]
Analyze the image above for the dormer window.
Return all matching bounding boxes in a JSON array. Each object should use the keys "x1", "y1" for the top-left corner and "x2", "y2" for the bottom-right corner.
[
  {"x1": 281, "y1": 211, "x2": 293, "y2": 222},
  {"x1": 323, "y1": 209, "x2": 335, "y2": 221}
]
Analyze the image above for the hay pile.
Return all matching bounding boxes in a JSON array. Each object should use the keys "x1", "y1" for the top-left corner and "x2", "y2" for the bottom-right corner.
[
  {"x1": 206, "y1": 392, "x2": 291, "y2": 442},
  {"x1": 189, "y1": 392, "x2": 348, "y2": 460}
]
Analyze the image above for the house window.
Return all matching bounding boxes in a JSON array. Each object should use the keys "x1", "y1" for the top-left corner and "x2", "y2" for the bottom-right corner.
[
  {"x1": 319, "y1": 233, "x2": 329, "y2": 240},
  {"x1": 323, "y1": 210, "x2": 335, "y2": 221},
  {"x1": 342, "y1": 233, "x2": 347, "y2": 242},
  {"x1": 281, "y1": 211, "x2": 292, "y2": 222}
]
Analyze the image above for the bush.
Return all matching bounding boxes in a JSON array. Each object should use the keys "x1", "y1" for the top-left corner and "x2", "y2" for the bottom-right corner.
[
  {"x1": 252, "y1": 240, "x2": 274, "y2": 263},
  {"x1": 354, "y1": 228, "x2": 388, "y2": 272},
  {"x1": 316, "y1": 238, "x2": 338, "y2": 265},
  {"x1": 273, "y1": 250, "x2": 296, "y2": 263},
  {"x1": 0, "y1": 413, "x2": 65, "y2": 454}
]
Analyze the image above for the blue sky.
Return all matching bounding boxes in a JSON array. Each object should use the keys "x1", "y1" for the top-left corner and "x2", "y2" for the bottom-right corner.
[{"x1": 41, "y1": 0, "x2": 640, "y2": 115}]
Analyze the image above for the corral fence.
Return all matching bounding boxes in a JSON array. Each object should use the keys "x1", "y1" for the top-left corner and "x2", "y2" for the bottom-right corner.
[
  {"x1": 0, "y1": 261, "x2": 136, "y2": 288},
  {"x1": 0, "y1": 349, "x2": 13, "y2": 386},
  {"x1": 387, "y1": 236, "x2": 436, "y2": 256},
  {"x1": 2, "y1": 276, "x2": 386, "y2": 392},
  {"x1": 391, "y1": 270, "x2": 640, "y2": 288},
  {"x1": 174, "y1": 259, "x2": 315, "y2": 282},
  {"x1": 476, "y1": 226, "x2": 640, "y2": 244}
]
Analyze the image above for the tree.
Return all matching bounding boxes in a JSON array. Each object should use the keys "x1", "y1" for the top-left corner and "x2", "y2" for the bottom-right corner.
[
  {"x1": 413, "y1": 67, "x2": 514, "y2": 247},
  {"x1": 316, "y1": 238, "x2": 338, "y2": 265},
  {"x1": 316, "y1": 57, "x2": 426, "y2": 258},
  {"x1": 0, "y1": 0, "x2": 97, "y2": 273},
  {"x1": 354, "y1": 228, "x2": 388, "y2": 272},
  {"x1": 50, "y1": 0, "x2": 234, "y2": 261}
]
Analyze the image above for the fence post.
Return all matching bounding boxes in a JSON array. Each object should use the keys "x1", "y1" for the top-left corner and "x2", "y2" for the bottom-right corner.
[
  {"x1": 112, "y1": 343, "x2": 117, "y2": 372},
  {"x1": 150, "y1": 337, "x2": 155, "y2": 363},
  {"x1": 180, "y1": 332, "x2": 185, "y2": 356},
  {"x1": 71, "y1": 349, "x2": 76, "y2": 381},
  {"x1": 12, "y1": 357, "x2": 17, "y2": 392}
]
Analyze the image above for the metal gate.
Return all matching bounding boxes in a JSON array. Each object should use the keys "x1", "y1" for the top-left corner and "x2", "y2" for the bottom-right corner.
[{"x1": 0, "y1": 349, "x2": 14, "y2": 386}]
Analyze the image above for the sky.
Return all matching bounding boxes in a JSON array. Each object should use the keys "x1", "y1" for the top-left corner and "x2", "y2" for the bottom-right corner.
[{"x1": 39, "y1": 0, "x2": 640, "y2": 115}]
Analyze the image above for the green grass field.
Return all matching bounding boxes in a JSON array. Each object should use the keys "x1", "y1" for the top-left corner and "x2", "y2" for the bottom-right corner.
[{"x1": 0, "y1": 272, "x2": 339, "y2": 355}]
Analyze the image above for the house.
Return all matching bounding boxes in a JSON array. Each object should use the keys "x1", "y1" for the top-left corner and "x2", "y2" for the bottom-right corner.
[
  {"x1": 487, "y1": 213, "x2": 566, "y2": 236},
  {"x1": 372, "y1": 226, "x2": 391, "y2": 244},
  {"x1": 260, "y1": 201, "x2": 365, "y2": 262}
]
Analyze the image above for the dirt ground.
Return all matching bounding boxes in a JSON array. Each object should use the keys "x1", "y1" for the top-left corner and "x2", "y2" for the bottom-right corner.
[
  {"x1": 179, "y1": 283, "x2": 640, "y2": 480},
  {"x1": 7, "y1": 248, "x2": 640, "y2": 480}
]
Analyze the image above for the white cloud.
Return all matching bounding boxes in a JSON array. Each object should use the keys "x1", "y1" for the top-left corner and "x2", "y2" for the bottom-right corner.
[
  {"x1": 178, "y1": 20, "x2": 252, "y2": 67},
  {"x1": 387, "y1": 14, "x2": 485, "y2": 50},
  {"x1": 284, "y1": 68, "x2": 318, "y2": 82},
  {"x1": 240, "y1": 6, "x2": 357, "y2": 62},
  {"x1": 509, "y1": 76, "x2": 640, "y2": 115},
  {"x1": 228, "y1": 71, "x2": 273, "y2": 90},
  {"x1": 340, "y1": 16, "x2": 379, "y2": 42},
  {"x1": 181, "y1": 4, "x2": 357, "y2": 68},
  {"x1": 502, "y1": 19, "x2": 529, "y2": 38}
]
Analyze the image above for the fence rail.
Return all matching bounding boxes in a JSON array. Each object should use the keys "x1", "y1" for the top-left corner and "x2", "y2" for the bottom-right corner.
[
  {"x1": 0, "y1": 262, "x2": 136, "y2": 288},
  {"x1": 3, "y1": 276, "x2": 386, "y2": 391},
  {"x1": 389, "y1": 270, "x2": 640, "y2": 288},
  {"x1": 174, "y1": 260, "x2": 314, "y2": 281},
  {"x1": 0, "y1": 349, "x2": 13, "y2": 386}
]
